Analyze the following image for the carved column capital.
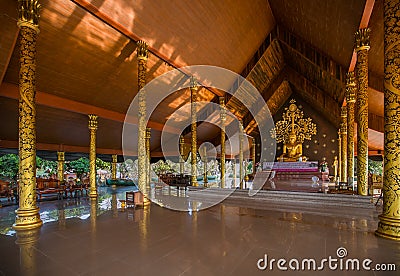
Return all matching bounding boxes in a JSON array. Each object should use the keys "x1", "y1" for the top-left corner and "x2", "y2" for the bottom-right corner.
[
  {"x1": 17, "y1": 0, "x2": 41, "y2": 32},
  {"x1": 137, "y1": 40, "x2": 149, "y2": 60},
  {"x1": 341, "y1": 106, "x2": 347, "y2": 118},
  {"x1": 146, "y1": 127, "x2": 151, "y2": 139},
  {"x1": 112, "y1": 154, "x2": 117, "y2": 164},
  {"x1": 355, "y1": 28, "x2": 371, "y2": 52},
  {"x1": 57, "y1": 151, "x2": 65, "y2": 162},
  {"x1": 88, "y1": 114, "x2": 98, "y2": 131}
]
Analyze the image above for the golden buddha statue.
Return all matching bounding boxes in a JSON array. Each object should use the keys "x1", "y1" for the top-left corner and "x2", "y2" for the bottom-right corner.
[
  {"x1": 271, "y1": 99, "x2": 317, "y2": 162},
  {"x1": 279, "y1": 132, "x2": 306, "y2": 162}
]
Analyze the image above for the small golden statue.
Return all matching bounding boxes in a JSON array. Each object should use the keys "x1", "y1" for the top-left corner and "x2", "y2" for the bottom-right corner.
[
  {"x1": 271, "y1": 99, "x2": 317, "y2": 162},
  {"x1": 332, "y1": 156, "x2": 338, "y2": 182}
]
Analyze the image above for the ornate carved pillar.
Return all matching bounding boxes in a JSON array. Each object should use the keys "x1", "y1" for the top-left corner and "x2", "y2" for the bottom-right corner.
[
  {"x1": 137, "y1": 40, "x2": 148, "y2": 195},
  {"x1": 340, "y1": 107, "x2": 347, "y2": 183},
  {"x1": 88, "y1": 114, "x2": 98, "y2": 198},
  {"x1": 179, "y1": 136, "x2": 185, "y2": 174},
  {"x1": 346, "y1": 72, "x2": 356, "y2": 186},
  {"x1": 239, "y1": 120, "x2": 244, "y2": 189},
  {"x1": 57, "y1": 151, "x2": 65, "y2": 184},
  {"x1": 190, "y1": 77, "x2": 198, "y2": 187},
  {"x1": 14, "y1": 0, "x2": 42, "y2": 230},
  {"x1": 220, "y1": 97, "x2": 226, "y2": 188},
  {"x1": 146, "y1": 127, "x2": 151, "y2": 187},
  {"x1": 355, "y1": 28, "x2": 370, "y2": 195},
  {"x1": 376, "y1": 0, "x2": 400, "y2": 240},
  {"x1": 252, "y1": 137, "x2": 256, "y2": 175},
  {"x1": 338, "y1": 129, "x2": 342, "y2": 183},
  {"x1": 111, "y1": 154, "x2": 117, "y2": 180}
]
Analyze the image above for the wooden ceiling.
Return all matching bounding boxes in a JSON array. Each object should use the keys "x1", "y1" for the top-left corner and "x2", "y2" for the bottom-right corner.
[{"x1": 0, "y1": 0, "x2": 385, "y2": 156}]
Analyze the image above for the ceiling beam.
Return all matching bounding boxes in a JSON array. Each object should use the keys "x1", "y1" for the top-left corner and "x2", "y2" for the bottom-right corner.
[
  {"x1": 348, "y1": 0, "x2": 375, "y2": 72},
  {"x1": 0, "y1": 29, "x2": 18, "y2": 85},
  {"x1": 0, "y1": 82, "x2": 180, "y2": 134}
]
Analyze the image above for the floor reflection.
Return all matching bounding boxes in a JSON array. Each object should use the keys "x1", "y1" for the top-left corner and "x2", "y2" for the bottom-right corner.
[
  {"x1": 0, "y1": 185, "x2": 399, "y2": 275},
  {"x1": 0, "y1": 186, "x2": 138, "y2": 236}
]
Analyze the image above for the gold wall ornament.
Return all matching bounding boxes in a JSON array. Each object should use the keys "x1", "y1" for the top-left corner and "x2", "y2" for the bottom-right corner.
[
  {"x1": 271, "y1": 99, "x2": 317, "y2": 162},
  {"x1": 137, "y1": 41, "x2": 148, "y2": 197},
  {"x1": 18, "y1": 0, "x2": 41, "y2": 32},
  {"x1": 355, "y1": 28, "x2": 370, "y2": 196},
  {"x1": 57, "y1": 151, "x2": 65, "y2": 184},
  {"x1": 190, "y1": 76, "x2": 199, "y2": 187},
  {"x1": 14, "y1": 8, "x2": 42, "y2": 230},
  {"x1": 88, "y1": 114, "x2": 98, "y2": 198},
  {"x1": 220, "y1": 97, "x2": 226, "y2": 188},
  {"x1": 340, "y1": 106, "x2": 347, "y2": 182},
  {"x1": 376, "y1": 0, "x2": 400, "y2": 240},
  {"x1": 346, "y1": 72, "x2": 356, "y2": 186},
  {"x1": 111, "y1": 154, "x2": 117, "y2": 180},
  {"x1": 239, "y1": 120, "x2": 244, "y2": 189},
  {"x1": 179, "y1": 136, "x2": 185, "y2": 174}
]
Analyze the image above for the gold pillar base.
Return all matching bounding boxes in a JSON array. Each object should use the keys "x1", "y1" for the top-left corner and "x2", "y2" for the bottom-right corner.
[
  {"x1": 376, "y1": 215, "x2": 400, "y2": 241},
  {"x1": 13, "y1": 207, "x2": 42, "y2": 230}
]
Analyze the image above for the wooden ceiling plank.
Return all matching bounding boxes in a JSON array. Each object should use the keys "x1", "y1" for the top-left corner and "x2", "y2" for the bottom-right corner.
[{"x1": 69, "y1": 0, "x2": 223, "y2": 98}]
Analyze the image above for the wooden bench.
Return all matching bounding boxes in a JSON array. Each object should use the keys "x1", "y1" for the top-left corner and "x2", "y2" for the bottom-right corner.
[
  {"x1": 36, "y1": 178, "x2": 64, "y2": 201},
  {"x1": 64, "y1": 178, "x2": 86, "y2": 198}
]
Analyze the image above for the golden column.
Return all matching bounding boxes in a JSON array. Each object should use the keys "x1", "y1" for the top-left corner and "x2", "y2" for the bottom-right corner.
[
  {"x1": 14, "y1": 0, "x2": 42, "y2": 230},
  {"x1": 376, "y1": 0, "x2": 400, "y2": 240},
  {"x1": 137, "y1": 40, "x2": 149, "y2": 195},
  {"x1": 179, "y1": 136, "x2": 185, "y2": 175},
  {"x1": 146, "y1": 127, "x2": 151, "y2": 187},
  {"x1": 111, "y1": 154, "x2": 117, "y2": 180},
  {"x1": 355, "y1": 28, "x2": 370, "y2": 195},
  {"x1": 57, "y1": 151, "x2": 65, "y2": 185},
  {"x1": 190, "y1": 77, "x2": 199, "y2": 187},
  {"x1": 340, "y1": 107, "x2": 347, "y2": 183},
  {"x1": 220, "y1": 97, "x2": 226, "y2": 188},
  {"x1": 88, "y1": 114, "x2": 98, "y2": 198},
  {"x1": 239, "y1": 120, "x2": 244, "y2": 189},
  {"x1": 346, "y1": 72, "x2": 356, "y2": 186},
  {"x1": 338, "y1": 129, "x2": 342, "y2": 183},
  {"x1": 252, "y1": 137, "x2": 256, "y2": 175}
]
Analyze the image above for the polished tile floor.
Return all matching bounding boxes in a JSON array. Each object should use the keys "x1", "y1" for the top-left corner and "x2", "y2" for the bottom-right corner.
[{"x1": 0, "y1": 186, "x2": 399, "y2": 276}]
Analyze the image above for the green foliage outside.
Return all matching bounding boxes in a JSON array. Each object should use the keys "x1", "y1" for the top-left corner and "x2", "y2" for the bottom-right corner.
[
  {"x1": 368, "y1": 159, "x2": 383, "y2": 176},
  {"x1": 0, "y1": 154, "x2": 19, "y2": 180},
  {"x1": 0, "y1": 154, "x2": 112, "y2": 180}
]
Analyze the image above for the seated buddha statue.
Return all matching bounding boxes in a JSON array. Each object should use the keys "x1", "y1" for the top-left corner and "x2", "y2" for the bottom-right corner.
[{"x1": 278, "y1": 133, "x2": 307, "y2": 162}]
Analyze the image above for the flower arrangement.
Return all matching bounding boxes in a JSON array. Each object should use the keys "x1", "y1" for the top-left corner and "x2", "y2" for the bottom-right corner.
[{"x1": 319, "y1": 161, "x2": 328, "y2": 172}]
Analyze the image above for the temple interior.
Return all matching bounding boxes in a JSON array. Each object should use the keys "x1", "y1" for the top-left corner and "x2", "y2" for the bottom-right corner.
[{"x1": 0, "y1": 0, "x2": 400, "y2": 275}]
